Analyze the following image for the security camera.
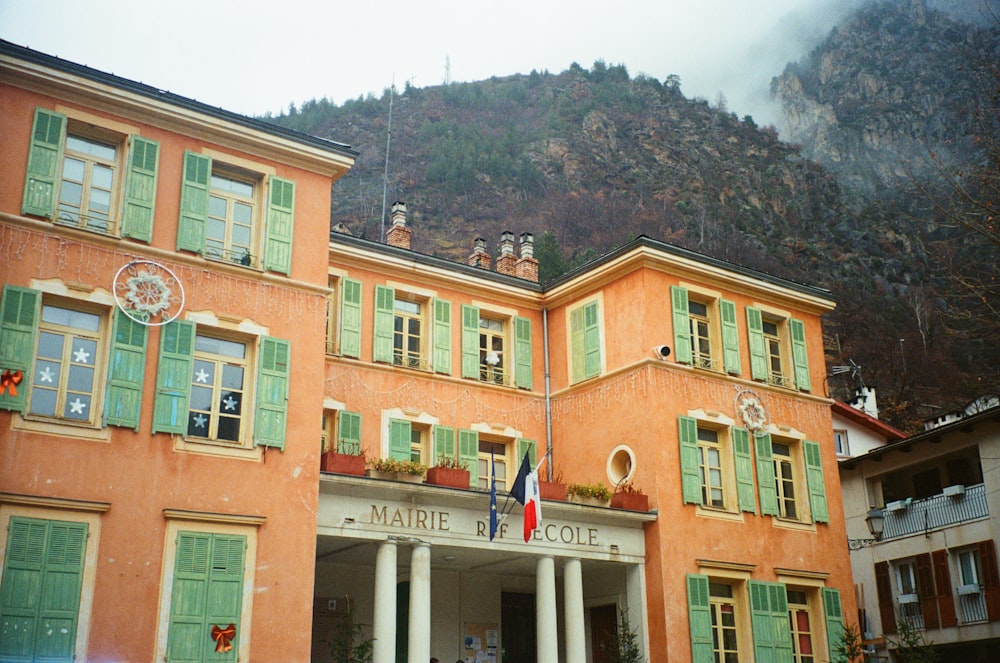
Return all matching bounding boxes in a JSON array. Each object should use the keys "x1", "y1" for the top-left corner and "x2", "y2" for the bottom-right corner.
[{"x1": 653, "y1": 345, "x2": 671, "y2": 359}]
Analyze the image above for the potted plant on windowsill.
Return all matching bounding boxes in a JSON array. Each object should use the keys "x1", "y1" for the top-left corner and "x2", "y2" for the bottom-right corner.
[
  {"x1": 567, "y1": 481, "x2": 612, "y2": 507},
  {"x1": 366, "y1": 457, "x2": 427, "y2": 483},
  {"x1": 321, "y1": 442, "x2": 367, "y2": 476},
  {"x1": 611, "y1": 482, "x2": 649, "y2": 511},
  {"x1": 426, "y1": 456, "x2": 471, "y2": 488}
]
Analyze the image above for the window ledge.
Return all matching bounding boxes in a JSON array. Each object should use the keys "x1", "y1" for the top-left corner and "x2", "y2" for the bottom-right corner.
[
  {"x1": 13, "y1": 414, "x2": 111, "y2": 443},
  {"x1": 696, "y1": 505, "x2": 745, "y2": 523},
  {"x1": 771, "y1": 516, "x2": 817, "y2": 533},
  {"x1": 172, "y1": 436, "x2": 263, "y2": 461}
]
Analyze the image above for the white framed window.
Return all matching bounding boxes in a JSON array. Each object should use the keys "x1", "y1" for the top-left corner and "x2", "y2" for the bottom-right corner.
[
  {"x1": 22, "y1": 108, "x2": 160, "y2": 242},
  {"x1": 747, "y1": 306, "x2": 811, "y2": 391},
  {"x1": 187, "y1": 333, "x2": 249, "y2": 444},
  {"x1": 698, "y1": 426, "x2": 726, "y2": 509},
  {"x1": 710, "y1": 582, "x2": 741, "y2": 663},
  {"x1": 773, "y1": 441, "x2": 800, "y2": 520},
  {"x1": 393, "y1": 296, "x2": 426, "y2": 369},
  {"x1": 205, "y1": 169, "x2": 257, "y2": 266},
  {"x1": 27, "y1": 303, "x2": 105, "y2": 425},
  {"x1": 670, "y1": 286, "x2": 741, "y2": 375},
  {"x1": 787, "y1": 589, "x2": 816, "y2": 663},
  {"x1": 479, "y1": 316, "x2": 508, "y2": 385},
  {"x1": 833, "y1": 430, "x2": 849, "y2": 456}
]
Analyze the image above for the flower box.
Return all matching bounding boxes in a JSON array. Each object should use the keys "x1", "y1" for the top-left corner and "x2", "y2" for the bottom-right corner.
[
  {"x1": 539, "y1": 481, "x2": 567, "y2": 501},
  {"x1": 426, "y1": 466, "x2": 471, "y2": 488},
  {"x1": 611, "y1": 491, "x2": 649, "y2": 511},
  {"x1": 568, "y1": 494, "x2": 610, "y2": 507},
  {"x1": 366, "y1": 469, "x2": 424, "y2": 483},
  {"x1": 321, "y1": 452, "x2": 366, "y2": 476}
]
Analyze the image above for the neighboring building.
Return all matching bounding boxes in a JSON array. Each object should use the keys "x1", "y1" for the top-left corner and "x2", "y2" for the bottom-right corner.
[
  {"x1": 317, "y1": 207, "x2": 855, "y2": 663},
  {"x1": 832, "y1": 387, "x2": 906, "y2": 461},
  {"x1": 1, "y1": 41, "x2": 857, "y2": 663},
  {"x1": 840, "y1": 402, "x2": 1000, "y2": 663},
  {"x1": 0, "y1": 41, "x2": 355, "y2": 662}
]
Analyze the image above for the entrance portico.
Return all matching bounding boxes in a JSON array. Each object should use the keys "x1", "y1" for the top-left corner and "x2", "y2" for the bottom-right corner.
[{"x1": 313, "y1": 474, "x2": 654, "y2": 663}]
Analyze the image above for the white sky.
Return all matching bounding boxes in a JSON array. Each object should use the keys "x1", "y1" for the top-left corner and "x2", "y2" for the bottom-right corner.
[{"x1": 0, "y1": 0, "x2": 862, "y2": 125}]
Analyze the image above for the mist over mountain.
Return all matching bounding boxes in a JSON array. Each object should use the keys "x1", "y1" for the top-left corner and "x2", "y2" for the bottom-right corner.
[{"x1": 266, "y1": 0, "x2": 1000, "y2": 431}]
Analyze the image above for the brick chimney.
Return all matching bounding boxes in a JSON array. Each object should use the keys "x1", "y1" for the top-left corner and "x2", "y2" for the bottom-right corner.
[
  {"x1": 515, "y1": 232, "x2": 539, "y2": 282},
  {"x1": 385, "y1": 201, "x2": 411, "y2": 249},
  {"x1": 496, "y1": 231, "x2": 516, "y2": 276},
  {"x1": 468, "y1": 237, "x2": 492, "y2": 270}
]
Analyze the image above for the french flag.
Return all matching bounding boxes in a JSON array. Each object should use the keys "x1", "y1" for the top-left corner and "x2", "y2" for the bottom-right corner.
[{"x1": 511, "y1": 452, "x2": 543, "y2": 542}]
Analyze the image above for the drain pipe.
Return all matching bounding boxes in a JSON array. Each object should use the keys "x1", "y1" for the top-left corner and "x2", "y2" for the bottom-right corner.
[{"x1": 543, "y1": 308, "x2": 553, "y2": 481}]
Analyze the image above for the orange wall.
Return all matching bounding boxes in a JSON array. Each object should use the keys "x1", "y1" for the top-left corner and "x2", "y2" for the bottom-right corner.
[{"x1": 0, "y1": 81, "x2": 338, "y2": 661}]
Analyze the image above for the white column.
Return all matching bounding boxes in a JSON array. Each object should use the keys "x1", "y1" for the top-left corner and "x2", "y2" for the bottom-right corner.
[
  {"x1": 564, "y1": 558, "x2": 586, "y2": 663},
  {"x1": 408, "y1": 542, "x2": 432, "y2": 663},
  {"x1": 536, "y1": 555, "x2": 559, "y2": 663},
  {"x1": 373, "y1": 541, "x2": 397, "y2": 663}
]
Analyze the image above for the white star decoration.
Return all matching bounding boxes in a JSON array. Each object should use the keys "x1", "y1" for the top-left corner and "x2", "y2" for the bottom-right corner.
[
  {"x1": 195, "y1": 368, "x2": 210, "y2": 383},
  {"x1": 39, "y1": 367, "x2": 54, "y2": 383},
  {"x1": 69, "y1": 398, "x2": 86, "y2": 414},
  {"x1": 73, "y1": 347, "x2": 91, "y2": 364},
  {"x1": 223, "y1": 395, "x2": 238, "y2": 411},
  {"x1": 192, "y1": 413, "x2": 207, "y2": 428}
]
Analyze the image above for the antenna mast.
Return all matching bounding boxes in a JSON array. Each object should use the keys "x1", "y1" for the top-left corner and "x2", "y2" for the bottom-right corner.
[{"x1": 379, "y1": 78, "x2": 395, "y2": 243}]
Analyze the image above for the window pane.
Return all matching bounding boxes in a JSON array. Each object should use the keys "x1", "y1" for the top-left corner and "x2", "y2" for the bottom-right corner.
[
  {"x1": 29, "y1": 385, "x2": 57, "y2": 416},
  {"x1": 208, "y1": 195, "x2": 227, "y2": 218},
  {"x1": 195, "y1": 336, "x2": 246, "y2": 359},
  {"x1": 192, "y1": 359, "x2": 215, "y2": 385},
  {"x1": 67, "y1": 365, "x2": 94, "y2": 393},
  {"x1": 221, "y1": 364, "x2": 244, "y2": 390},
  {"x1": 63, "y1": 393, "x2": 91, "y2": 420},
  {"x1": 219, "y1": 392, "x2": 241, "y2": 416},
  {"x1": 37, "y1": 331, "x2": 65, "y2": 360},
  {"x1": 190, "y1": 385, "x2": 213, "y2": 410},
  {"x1": 217, "y1": 415, "x2": 241, "y2": 441},
  {"x1": 234, "y1": 202, "x2": 253, "y2": 224},
  {"x1": 62, "y1": 157, "x2": 85, "y2": 182},
  {"x1": 188, "y1": 412, "x2": 211, "y2": 437},
  {"x1": 42, "y1": 306, "x2": 101, "y2": 331},
  {"x1": 92, "y1": 164, "x2": 114, "y2": 189}
]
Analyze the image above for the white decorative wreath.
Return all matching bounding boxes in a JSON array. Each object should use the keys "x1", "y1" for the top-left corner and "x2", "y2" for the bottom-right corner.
[
  {"x1": 736, "y1": 391, "x2": 768, "y2": 433},
  {"x1": 113, "y1": 260, "x2": 185, "y2": 326}
]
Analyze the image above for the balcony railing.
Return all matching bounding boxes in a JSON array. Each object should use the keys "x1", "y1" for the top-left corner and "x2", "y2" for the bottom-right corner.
[
  {"x1": 881, "y1": 483, "x2": 989, "y2": 540},
  {"x1": 958, "y1": 589, "x2": 988, "y2": 624}
]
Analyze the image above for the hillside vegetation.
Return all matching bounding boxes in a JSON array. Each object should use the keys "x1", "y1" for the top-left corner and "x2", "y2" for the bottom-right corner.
[{"x1": 267, "y1": 0, "x2": 1000, "y2": 431}]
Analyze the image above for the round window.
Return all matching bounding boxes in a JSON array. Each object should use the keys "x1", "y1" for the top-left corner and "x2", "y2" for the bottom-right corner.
[{"x1": 607, "y1": 445, "x2": 636, "y2": 486}]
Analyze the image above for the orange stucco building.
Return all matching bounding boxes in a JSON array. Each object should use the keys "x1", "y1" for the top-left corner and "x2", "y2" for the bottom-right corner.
[
  {"x1": 0, "y1": 41, "x2": 355, "y2": 662},
  {"x1": 1, "y1": 40, "x2": 855, "y2": 663}
]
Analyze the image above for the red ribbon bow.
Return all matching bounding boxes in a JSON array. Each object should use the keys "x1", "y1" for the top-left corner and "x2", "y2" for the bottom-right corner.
[
  {"x1": 211, "y1": 623, "x2": 236, "y2": 653},
  {"x1": 0, "y1": 369, "x2": 23, "y2": 397}
]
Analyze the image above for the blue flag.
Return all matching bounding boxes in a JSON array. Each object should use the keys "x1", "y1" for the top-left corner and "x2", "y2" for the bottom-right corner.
[{"x1": 489, "y1": 452, "x2": 498, "y2": 541}]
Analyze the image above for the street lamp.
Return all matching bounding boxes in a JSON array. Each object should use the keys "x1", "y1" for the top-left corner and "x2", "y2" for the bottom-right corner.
[{"x1": 848, "y1": 507, "x2": 885, "y2": 550}]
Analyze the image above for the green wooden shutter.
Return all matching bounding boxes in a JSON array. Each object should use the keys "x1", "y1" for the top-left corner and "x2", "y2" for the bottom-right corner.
[
  {"x1": 22, "y1": 108, "x2": 66, "y2": 218},
  {"x1": 755, "y1": 432, "x2": 779, "y2": 516},
  {"x1": 388, "y1": 418, "x2": 411, "y2": 460},
  {"x1": 263, "y1": 176, "x2": 295, "y2": 274},
  {"x1": 254, "y1": 336, "x2": 290, "y2": 449},
  {"x1": 459, "y1": 429, "x2": 479, "y2": 486},
  {"x1": 570, "y1": 306, "x2": 585, "y2": 383},
  {"x1": 433, "y1": 299, "x2": 452, "y2": 375},
  {"x1": 822, "y1": 588, "x2": 845, "y2": 663},
  {"x1": 461, "y1": 304, "x2": 480, "y2": 378},
  {"x1": 433, "y1": 426, "x2": 455, "y2": 463},
  {"x1": 678, "y1": 415, "x2": 702, "y2": 505},
  {"x1": 804, "y1": 440, "x2": 829, "y2": 523},
  {"x1": 0, "y1": 517, "x2": 88, "y2": 662},
  {"x1": 746, "y1": 306, "x2": 768, "y2": 381},
  {"x1": 121, "y1": 135, "x2": 160, "y2": 241},
  {"x1": 338, "y1": 411, "x2": 362, "y2": 454},
  {"x1": 789, "y1": 318, "x2": 811, "y2": 392},
  {"x1": 517, "y1": 438, "x2": 537, "y2": 468},
  {"x1": 686, "y1": 574, "x2": 714, "y2": 663},
  {"x1": 168, "y1": 532, "x2": 245, "y2": 662},
  {"x1": 152, "y1": 319, "x2": 195, "y2": 434},
  {"x1": 104, "y1": 309, "x2": 148, "y2": 430},
  {"x1": 732, "y1": 426, "x2": 757, "y2": 513},
  {"x1": 583, "y1": 301, "x2": 601, "y2": 379},
  {"x1": 671, "y1": 286, "x2": 692, "y2": 365},
  {"x1": 373, "y1": 285, "x2": 395, "y2": 364},
  {"x1": 514, "y1": 316, "x2": 533, "y2": 390},
  {"x1": 750, "y1": 581, "x2": 776, "y2": 663},
  {"x1": 0, "y1": 285, "x2": 41, "y2": 413},
  {"x1": 177, "y1": 151, "x2": 211, "y2": 253},
  {"x1": 720, "y1": 299, "x2": 741, "y2": 375},
  {"x1": 769, "y1": 583, "x2": 793, "y2": 663},
  {"x1": 340, "y1": 278, "x2": 362, "y2": 359}
]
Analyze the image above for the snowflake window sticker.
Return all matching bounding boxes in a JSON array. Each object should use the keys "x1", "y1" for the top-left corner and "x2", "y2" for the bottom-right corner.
[
  {"x1": 113, "y1": 260, "x2": 185, "y2": 326},
  {"x1": 735, "y1": 388, "x2": 769, "y2": 434}
]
